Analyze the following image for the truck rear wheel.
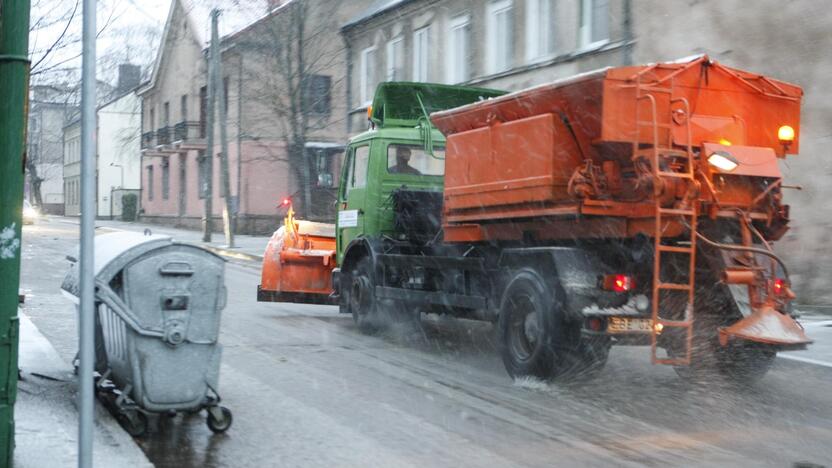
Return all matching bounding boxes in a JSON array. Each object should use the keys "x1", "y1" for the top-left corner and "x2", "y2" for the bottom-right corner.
[
  {"x1": 499, "y1": 271, "x2": 557, "y2": 379},
  {"x1": 670, "y1": 314, "x2": 776, "y2": 384},
  {"x1": 716, "y1": 343, "x2": 776, "y2": 384},
  {"x1": 498, "y1": 269, "x2": 604, "y2": 381}
]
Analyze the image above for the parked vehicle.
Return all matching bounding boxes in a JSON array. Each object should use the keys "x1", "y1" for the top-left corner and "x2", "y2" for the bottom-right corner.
[
  {"x1": 259, "y1": 56, "x2": 812, "y2": 382},
  {"x1": 22, "y1": 200, "x2": 38, "y2": 225}
]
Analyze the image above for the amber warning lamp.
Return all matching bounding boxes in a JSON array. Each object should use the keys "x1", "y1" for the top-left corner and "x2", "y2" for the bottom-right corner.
[
  {"x1": 367, "y1": 105, "x2": 376, "y2": 129},
  {"x1": 778, "y1": 125, "x2": 795, "y2": 155}
]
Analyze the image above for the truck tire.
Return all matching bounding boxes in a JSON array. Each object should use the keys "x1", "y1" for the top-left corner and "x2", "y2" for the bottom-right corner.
[
  {"x1": 561, "y1": 335, "x2": 611, "y2": 381},
  {"x1": 716, "y1": 343, "x2": 776, "y2": 384},
  {"x1": 497, "y1": 269, "x2": 566, "y2": 380},
  {"x1": 670, "y1": 314, "x2": 776, "y2": 384},
  {"x1": 343, "y1": 256, "x2": 416, "y2": 333},
  {"x1": 345, "y1": 257, "x2": 381, "y2": 333}
]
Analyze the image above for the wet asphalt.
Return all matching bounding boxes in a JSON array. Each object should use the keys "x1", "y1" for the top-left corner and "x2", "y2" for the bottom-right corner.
[{"x1": 19, "y1": 219, "x2": 832, "y2": 467}]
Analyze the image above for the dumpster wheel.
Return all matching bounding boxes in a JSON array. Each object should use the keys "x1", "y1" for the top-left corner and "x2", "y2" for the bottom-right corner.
[
  {"x1": 118, "y1": 410, "x2": 148, "y2": 437},
  {"x1": 206, "y1": 406, "x2": 233, "y2": 433}
]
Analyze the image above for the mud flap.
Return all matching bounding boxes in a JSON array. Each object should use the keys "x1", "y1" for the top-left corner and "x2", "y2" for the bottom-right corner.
[{"x1": 718, "y1": 305, "x2": 812, "y2": 348}]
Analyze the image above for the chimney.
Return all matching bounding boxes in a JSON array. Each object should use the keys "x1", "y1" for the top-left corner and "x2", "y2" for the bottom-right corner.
[{"x1": 116, "y1": 64, "x2": 141, "y2": 94}]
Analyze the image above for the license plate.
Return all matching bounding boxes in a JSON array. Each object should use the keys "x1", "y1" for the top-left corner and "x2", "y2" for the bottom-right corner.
[{"x1": 607, "y1": 317, "x2": 653, "y2": 333}]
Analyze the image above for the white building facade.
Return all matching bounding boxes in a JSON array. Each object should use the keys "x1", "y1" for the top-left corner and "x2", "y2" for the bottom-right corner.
[
  {"x1": 97, "y1": 91, "x2": 142, "y2": 218},
  {"x1": 62, "y1": 120, "x2": 81, "y2": 217}
]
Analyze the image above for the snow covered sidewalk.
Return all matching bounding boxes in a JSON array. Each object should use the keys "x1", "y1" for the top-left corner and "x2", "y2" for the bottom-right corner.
[{"x1": 15, "y1": 311, "x2": 152, "y2": 467}]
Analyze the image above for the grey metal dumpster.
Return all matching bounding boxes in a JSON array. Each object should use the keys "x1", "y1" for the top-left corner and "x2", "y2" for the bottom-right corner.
[{"x1": 61, "y1": 231, "x2": 232, "y2": 435}]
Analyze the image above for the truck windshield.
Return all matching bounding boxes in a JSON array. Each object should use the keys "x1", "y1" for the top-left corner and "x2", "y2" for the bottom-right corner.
[{"x1": 387, "y1": 144, "x2": 445, "y2": 176}]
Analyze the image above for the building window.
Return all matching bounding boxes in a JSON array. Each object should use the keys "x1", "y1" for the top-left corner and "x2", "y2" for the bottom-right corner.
[
  {"x1": 304, "y1": 74, "x2": 332, "y2": 115},
  {"x1": 149, "y1": 107, "x2": 155, "y2": 131},
  {"x1": 223, "y1": 77, "x2": 230, "y2": 115},
  {"x1": 486, "y1": 0, "x2": 513, "y2": 74},
  {"x1": 181, "y1": 94, "x2": 188, "y2": 122},
  {"x1": 146, "y1": 166, "x2": 154, "y2": 201},
  {"x1": 199, "y1": 86, "x2": 207, "y2": 138},
  {"x1": 579, "y1": 0, "x2": 609, "y2": 49},
  {"x1": 163, "y1": 101, "x2": 170, "y2": 127},
  {"x1": 161, "y1": 162, "x2": 170, "y2": 200},
  {"x1": 360, "y1": 46, "x2": 377, "y2": 105},
  {"x1": 526, "y1": 0, "x2": 555, "y2": 62},
  {"x1": 412, "y1": 26, "x2": 430, "y2": 82},
  {"x1": 178, "y1": 154, "x2": 187, "y2": 213},
  {"x1": 197, "y1": 150, "x2": 207, "y2": 199},
  {"x1": 386, "y1": 36, "x2": 404, "y2": 81},
  {"x1": 446, "y1": 15, "x2": 470, "y2": 84}
]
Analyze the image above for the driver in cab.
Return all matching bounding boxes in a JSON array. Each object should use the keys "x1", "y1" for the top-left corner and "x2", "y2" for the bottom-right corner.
[{"x1": 389, "y1": 146, "x2": 421, "y2": 175}]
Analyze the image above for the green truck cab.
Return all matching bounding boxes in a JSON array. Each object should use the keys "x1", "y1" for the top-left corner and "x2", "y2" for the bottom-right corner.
[{"x1": 335, "y1": 82, "x2": 506, "y2": 265}]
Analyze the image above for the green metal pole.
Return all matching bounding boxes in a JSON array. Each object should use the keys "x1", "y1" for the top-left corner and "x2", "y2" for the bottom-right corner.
[{"x1": 0, "y1": 0, "x2": 32, "y2": 465}]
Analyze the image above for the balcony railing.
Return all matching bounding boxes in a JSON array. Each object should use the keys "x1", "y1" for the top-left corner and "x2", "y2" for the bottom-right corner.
[
  {"x1": 141, "y1": 131, "x2": 155, "y2": 150},
  {"x1": 173, "y1": 120, "x2": 206, "y2": 141},
  {"x1": 156, "y1": 126, "x2": 171, "y2": 145}
]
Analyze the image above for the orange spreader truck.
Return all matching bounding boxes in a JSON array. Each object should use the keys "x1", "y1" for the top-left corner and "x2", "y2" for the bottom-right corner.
[{"x1": 259, "y1": 56, "x2": 812, "y2": 382}]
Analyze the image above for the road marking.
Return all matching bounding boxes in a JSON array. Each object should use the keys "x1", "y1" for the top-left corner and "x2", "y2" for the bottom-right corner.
[{"x1": 778, "y1": 354, "x2": 832, "y2": 369}]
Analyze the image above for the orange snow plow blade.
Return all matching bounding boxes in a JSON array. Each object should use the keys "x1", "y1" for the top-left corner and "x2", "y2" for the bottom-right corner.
[
  {"x1": 719, "y1": 305, "x2": 812, "y2": 348},
  {"x1": 257, "y1": 207, "x2": 337, "y2": 305}
]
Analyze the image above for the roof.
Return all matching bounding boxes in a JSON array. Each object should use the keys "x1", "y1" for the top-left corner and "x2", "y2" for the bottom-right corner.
[
  {"x1": 180, "y1": 0, "x2": 287, "y2": 47},
  {"x1": 342, "y1": 0, "x2": 415, "y2": 30},
  {"x1": 140, "y1": 0, "x2": 293, "y2": 95},
  {"x1": 98, "y1": 86, "x2": 139, "y2": 111}
]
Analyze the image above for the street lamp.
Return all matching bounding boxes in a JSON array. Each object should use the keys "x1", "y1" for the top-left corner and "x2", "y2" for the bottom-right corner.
[{"x1": 110, "y1": 162, "x2": 124, "y2": 188}]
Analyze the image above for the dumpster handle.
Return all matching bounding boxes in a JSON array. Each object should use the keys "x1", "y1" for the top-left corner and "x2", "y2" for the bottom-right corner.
[
  {"x1": 94, "y1": 279, "x2": 165, "y2": 339},
  {"x1": 159, "y1": 262, "x2": 195, "y2": 276}
]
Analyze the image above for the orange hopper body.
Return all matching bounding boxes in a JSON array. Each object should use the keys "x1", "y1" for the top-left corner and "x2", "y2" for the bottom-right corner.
[{"x1": 257, "y1": 206, "x2": 337, "y2": 304}]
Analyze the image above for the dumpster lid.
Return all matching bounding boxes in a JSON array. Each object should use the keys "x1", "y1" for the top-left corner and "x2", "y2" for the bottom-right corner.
[
  {"x1": 62, "y1": 232, "x2": 173, "y2": 298},
  {"x1": 92, "y1": 232, "x2": 173, "y2": 276}
]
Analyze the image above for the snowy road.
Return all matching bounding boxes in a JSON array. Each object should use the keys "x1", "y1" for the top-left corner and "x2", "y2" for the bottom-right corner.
[{"x1": 19, "y1": 219, "x2": 832, "y2": 467}]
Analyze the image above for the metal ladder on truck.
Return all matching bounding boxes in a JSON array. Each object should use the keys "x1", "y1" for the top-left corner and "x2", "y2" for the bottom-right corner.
[{"x1": 632, "y1": 66, "x2": 698, "y2": 365}]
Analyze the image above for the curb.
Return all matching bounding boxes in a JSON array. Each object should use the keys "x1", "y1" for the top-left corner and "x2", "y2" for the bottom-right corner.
[
  {"x1": 197, "y1": 243, "x2": 264, "y2": 263},
  {"x1": 49, "y1": 217, "x2": 267, "y2": 263}
]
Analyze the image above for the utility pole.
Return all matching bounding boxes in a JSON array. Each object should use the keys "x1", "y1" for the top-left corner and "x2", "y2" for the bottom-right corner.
[
  {"x1": 213, "y1": 9, "x2": 235, "y2": 247},
  {"x1": 0, "y1": 1, "x2": 31, "y2": 463},
  {"x1": 202, "y1": 12, "x2": 217, "y2": 242},
  {"x1": 79, "y1": 0, "x2": 97, "y2": 466}
]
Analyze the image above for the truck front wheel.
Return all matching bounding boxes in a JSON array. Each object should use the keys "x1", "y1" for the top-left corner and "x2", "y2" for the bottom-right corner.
[{"x1": 345, "y1": 257, "x2": 380, "y2": 333}]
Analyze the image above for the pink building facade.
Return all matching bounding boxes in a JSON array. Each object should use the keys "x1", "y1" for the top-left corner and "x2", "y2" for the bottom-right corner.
[{"x1": 137, "y1": 0, "x2": 352, "y2": 234}]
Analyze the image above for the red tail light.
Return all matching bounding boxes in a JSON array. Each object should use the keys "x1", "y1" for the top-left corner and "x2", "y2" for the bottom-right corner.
[
  {"x1": 773, "y1": 278, "x2": 785, "y2": 296},
  {"x1": 603, "y1": 274, "x2": 634, "y2": 293},
  {"x1": 280, "y1": 197, "x2": 291, "y2": 207}
]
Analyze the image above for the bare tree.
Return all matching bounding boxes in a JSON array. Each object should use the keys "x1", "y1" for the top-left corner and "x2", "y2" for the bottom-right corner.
[
  {"x1": 25, "y1": 0, "x2": 161, "y2": 208},
  {"x1": 239, "y1": 0, "x2": 344, "y2": 219}
]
